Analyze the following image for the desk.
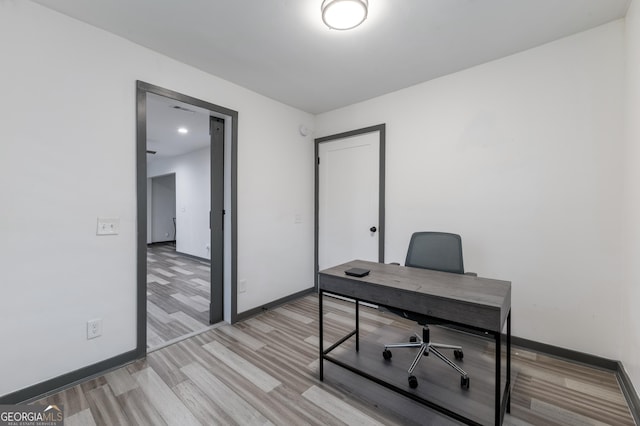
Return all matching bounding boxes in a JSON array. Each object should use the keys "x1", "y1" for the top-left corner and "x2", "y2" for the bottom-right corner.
[{"x1": 318, "y1": 260, "x2": 511, "y2": 426}]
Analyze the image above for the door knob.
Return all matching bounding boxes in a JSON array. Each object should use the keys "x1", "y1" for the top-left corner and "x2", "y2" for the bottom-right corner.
[{"x1": 370, "y1": 226, "x2": 377, "y2": 233}]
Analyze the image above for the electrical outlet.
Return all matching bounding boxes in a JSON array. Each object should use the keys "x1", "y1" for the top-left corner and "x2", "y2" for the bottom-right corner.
[
  {"x1": 87, "y1": 319, "x2": 102, "y2": 339},
  {"x1": 238, "y1": 279, "x2": 247, "y2": 293}
]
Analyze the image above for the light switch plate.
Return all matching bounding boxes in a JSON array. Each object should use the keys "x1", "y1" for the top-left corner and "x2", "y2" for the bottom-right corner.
[{"x1": 97, "y1": 217, "x2": 120, "y2": 235}]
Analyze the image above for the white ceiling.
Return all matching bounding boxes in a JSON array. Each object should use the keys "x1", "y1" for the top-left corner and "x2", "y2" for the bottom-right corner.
[
  {"x1": 34, "y1": 0, "x2": 630, "y2": 114},
  {"x1": 146, "y1": 93, "x2": 211, "y2": 160}
]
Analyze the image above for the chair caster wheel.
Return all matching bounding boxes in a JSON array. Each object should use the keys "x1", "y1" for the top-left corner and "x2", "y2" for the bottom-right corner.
[
  {"x1": 461, "y1": 376, "x2": 470, "y2": 389},
  {"x1": 408, "y1": 375, "x2": 418, "y2": 389},
  {"x1": 409, "y1": 336, "x2": 417, "y2": 343},
  {"x1": 454, "y1": 349, "x2": 463, "y2": 360},
  {"x1": 382, "y1": 349, "x2": 392, "y2": 360}
]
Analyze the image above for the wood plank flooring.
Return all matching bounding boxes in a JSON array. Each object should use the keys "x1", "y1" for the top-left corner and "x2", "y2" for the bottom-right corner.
[
  {"x1": 147, "y1": 244, "x2": 211, "y2": 348},
  {"x1": 35, "y1": 295, "x2": 636, "y2": 425}
]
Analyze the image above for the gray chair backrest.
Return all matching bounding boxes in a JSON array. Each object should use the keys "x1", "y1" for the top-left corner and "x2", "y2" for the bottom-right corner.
[{"x1": 405, "y1": 232, "x2": 464, "y2": 274}]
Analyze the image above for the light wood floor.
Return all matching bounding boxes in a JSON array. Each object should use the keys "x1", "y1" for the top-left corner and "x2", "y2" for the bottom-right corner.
[
  {"x1": 35, "y1": 295, "x2": 636, "y2": 425},
  {"x1": 147, "y1": 243, "x2": 211, "y2": 348}
]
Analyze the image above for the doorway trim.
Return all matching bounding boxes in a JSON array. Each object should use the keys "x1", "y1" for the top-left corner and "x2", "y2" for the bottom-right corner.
[
  {"x1": 314, "y1": 123, "x2": 386, "y2": 288},
  {"x1": 136, "y1": 81, "x2": 238, "y2": 358}
]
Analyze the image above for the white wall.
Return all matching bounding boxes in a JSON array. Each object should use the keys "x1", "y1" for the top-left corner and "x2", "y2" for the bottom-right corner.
[
  {"x1": 0, "y1": 1, "x2": 314, "y2": 397},
  {"x1": 149, "y1": 149, "x2": 209, "y2": 258},
  {"x1": 150, "y1": 174, "x2": 176, "y2": 243},
  {"x1": 316, "y1": 22, "x2": 626, "y2": 360},
  {"x1": 624, "y1": 0, "x2": 640, "y2": 394}
]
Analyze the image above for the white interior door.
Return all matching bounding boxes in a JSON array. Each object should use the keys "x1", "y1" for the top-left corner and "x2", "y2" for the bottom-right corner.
[{"x1": 318, "y1": 132, "x2": 380, "y2": 270}]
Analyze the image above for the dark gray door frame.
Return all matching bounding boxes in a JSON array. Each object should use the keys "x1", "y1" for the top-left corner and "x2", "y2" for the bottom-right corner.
[
  {"x1": 314, "y1": 123, "x2": 386, "y2": 288},
  {"x1": 136, "y1": 81, "x2": 238, "y2": 358},
  {"x1": 209, "y1": 116, "x2": 224, "y2": 324}
]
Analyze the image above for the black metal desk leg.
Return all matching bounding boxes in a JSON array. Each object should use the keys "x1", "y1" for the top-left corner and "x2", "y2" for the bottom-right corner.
[
  {"x1": 319, "y1": 290, "x2": 324, "y2": 381},
  {"x1": 495, "y1": 331, "x2": 501, "y2": 426},
  {"x1": 355, "y1": 299, "x2": 360, "y2": 352},
  {"x1": 507, "y1": 311, "x2": 511, "y2": 413}
]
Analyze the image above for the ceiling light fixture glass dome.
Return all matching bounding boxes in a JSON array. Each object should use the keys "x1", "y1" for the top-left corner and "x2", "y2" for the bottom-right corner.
[{"x1": 321, "y1": 0, "x2": 368, "y2": 30}]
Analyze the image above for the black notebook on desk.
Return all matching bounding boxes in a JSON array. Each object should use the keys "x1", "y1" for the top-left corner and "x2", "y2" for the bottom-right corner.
[{"x1": 345, "y1": 267, "x2": 370, "y2": 277}]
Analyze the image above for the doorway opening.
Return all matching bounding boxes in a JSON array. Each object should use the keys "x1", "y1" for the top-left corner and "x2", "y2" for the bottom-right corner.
[
  {"x1": 149, "y1": 173, "x2": 176, "y2": 246},
  {"x1": 136, "y1": 81, "x2": 238, "y2": 356}
]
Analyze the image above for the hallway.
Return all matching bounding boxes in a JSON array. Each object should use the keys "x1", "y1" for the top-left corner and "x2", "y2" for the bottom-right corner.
[{"x1": 147, "y1": 243, "x2": 211, "y2": 348}]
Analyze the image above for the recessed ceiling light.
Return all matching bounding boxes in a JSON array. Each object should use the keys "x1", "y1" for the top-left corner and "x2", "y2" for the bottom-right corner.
[
  {"x1": 178, "y1": 127, "x2": 188, "y2": 134},
  {"x1": 321, "y1": 0, "x2": 368, "y2": 31}
]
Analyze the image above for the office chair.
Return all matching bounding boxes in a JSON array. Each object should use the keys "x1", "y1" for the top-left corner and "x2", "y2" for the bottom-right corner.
[{"x1": 382, "y1": 232, "x2": 472, "y2": 390}]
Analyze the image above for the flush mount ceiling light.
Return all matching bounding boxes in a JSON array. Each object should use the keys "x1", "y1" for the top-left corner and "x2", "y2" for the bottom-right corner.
[
  {"x1": 177, "y1": 127, "x2": 188, "y2": 134},
  {"x1": 321, "y1": 0, "x2": 368, "y2": 30}
]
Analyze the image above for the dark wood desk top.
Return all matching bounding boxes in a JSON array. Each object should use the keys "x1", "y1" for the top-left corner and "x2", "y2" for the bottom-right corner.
[{"x1": 318, "y1": 260, "x2": 511, "y2": 333}]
